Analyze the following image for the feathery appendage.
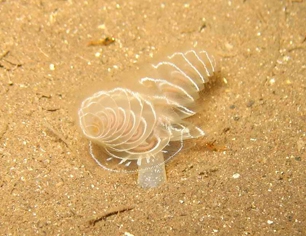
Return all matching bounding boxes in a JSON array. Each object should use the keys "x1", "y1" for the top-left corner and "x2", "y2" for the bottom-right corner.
[{"x1": 78, "y1": 48, "x2": 219, "y2": 188}]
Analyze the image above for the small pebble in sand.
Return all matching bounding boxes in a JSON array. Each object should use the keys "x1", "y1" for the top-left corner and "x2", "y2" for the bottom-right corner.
[
  {"x1": 267, "y1": 220, "x2": 274, "y2": 225},
  {"x1": 232, "y1": 173, "x2": 240, "y2": 179},
  {"x1": 269, "y1": 78, "x2": 275, "y2": 85},
  {"x1": 124, "y1": 232, "x2": 134, "y2": 236},
  {"x1": 49, "y1": 63, "x2": 55, "y2": 71}
]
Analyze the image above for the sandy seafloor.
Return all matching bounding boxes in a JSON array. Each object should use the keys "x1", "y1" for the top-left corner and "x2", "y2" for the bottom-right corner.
[{"x1": 0, "y1": 0, "x2": 305, "y2": 235}]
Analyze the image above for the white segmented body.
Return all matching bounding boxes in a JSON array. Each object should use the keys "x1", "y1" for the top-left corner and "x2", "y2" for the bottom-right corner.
[{"x1": 78, "y1": 48, "x2": 219, "y2": 188}]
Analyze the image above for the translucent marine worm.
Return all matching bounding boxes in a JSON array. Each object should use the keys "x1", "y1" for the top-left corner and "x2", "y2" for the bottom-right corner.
[{"x1": 78, "y1": 48, "x2": 219, "y2": 188}]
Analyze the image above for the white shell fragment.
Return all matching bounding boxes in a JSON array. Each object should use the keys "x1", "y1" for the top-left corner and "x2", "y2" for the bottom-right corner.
[
  {"x1": 232, "y1": 173, "x2": 240, "y2": 179},
  {"x1": 78, "y1": 47, "x2": 219, "y2": 188}
]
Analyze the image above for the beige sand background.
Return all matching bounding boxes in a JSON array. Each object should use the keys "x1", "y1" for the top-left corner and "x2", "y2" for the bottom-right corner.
[{"x1": 0, "y1": 0, "x2": 305, "y2": 235}]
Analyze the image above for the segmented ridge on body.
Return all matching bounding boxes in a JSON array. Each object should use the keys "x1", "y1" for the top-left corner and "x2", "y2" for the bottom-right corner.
[
  {"x1": 78, "y1": 49, "x2": 218, "y2": 172},
  {"x1": 140, "y1": 49, "x2": 217, "y2": 120}
]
